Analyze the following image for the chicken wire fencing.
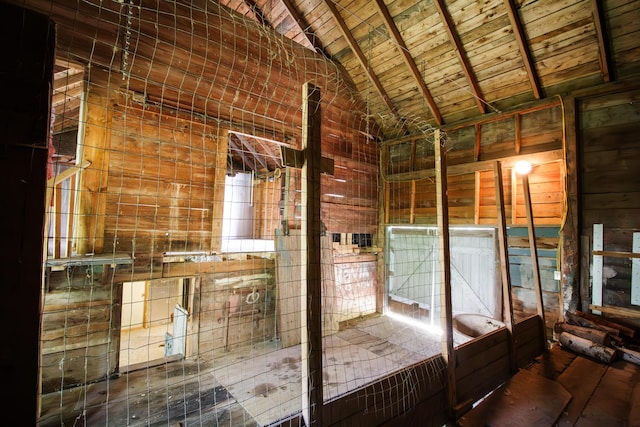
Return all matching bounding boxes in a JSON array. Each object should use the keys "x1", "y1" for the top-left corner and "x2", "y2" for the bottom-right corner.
[{"x1": 20, "y1": 0, "x2": 482, "y2": 425}]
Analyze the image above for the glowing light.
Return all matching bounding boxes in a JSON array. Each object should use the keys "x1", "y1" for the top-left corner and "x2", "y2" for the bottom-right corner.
[
  {"x1": 386, "y1": 311, "x2": 443, "y2": 336},
  {"x1": 514, "y1": 160, "x2": 532, "y2": 175}
]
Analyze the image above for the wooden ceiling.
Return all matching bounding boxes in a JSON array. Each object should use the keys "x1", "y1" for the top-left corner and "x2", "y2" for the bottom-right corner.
[
  {"x1": 29, "y1": 0, "x2": 640, "y2": 140},
  {"x1": 220, "y1": 0, "x2": 639, "y2": 135}
]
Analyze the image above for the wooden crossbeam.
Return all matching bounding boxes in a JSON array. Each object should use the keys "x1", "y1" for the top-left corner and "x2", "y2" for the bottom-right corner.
[{"x1": 279, "y1": 0, "x2": 322, "y2": 52}]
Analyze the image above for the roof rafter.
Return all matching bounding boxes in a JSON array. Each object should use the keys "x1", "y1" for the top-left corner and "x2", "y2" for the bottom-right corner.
[
  {"x1": 233, "y1": 133, "x2": 269, "y2": 171},
  {"x1": 278, "y1": 0, "x2": 323, "y2": 52},
  {"x1": 433, "y1": 0, "x2": 485, "y2": 114},
  {"x1": 323, "y1": 0, "x2": 408, "y2": 132},
  {"x1": 590, "y1": 0, "x2": 612, "y2": 82},
  {"x1": 504, "y1": 0, "x2": 542, "y2": 99},
  {"x1": 373, "y1": 0, "x2": 443, "y2": 125}
]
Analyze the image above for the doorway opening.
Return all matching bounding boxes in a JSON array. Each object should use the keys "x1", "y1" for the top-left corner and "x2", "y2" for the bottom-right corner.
[{"x1": 119, "y1": 277, "x2": 193, "y2": 371}]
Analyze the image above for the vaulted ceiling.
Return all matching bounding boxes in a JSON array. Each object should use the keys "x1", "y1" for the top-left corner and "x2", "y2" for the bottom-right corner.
[
  {"x1": 36, "y1": 0, "x2": 640, "y2": 143},
  {"x1": 219, "y1": 0, "x2": 639, "y2": 134}
]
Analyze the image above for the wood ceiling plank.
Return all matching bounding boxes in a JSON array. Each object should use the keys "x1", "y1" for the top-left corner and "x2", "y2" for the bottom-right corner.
[
  {"x1": 278, "y1": 0, "x2": 320, "y2": 50},
  {"x1": 433, "y1": 0, "x2": 486, "y2": 113}
]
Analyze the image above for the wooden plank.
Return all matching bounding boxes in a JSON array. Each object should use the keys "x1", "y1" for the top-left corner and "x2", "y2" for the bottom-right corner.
[
  {"x1": 522, "y1": 172, "x2": 547, "y2": 348},
  {"x1": 588, "y1": 304, "x2": 640, "y2": 319},
  {"x1": 592, "y1": 224, "x2": 604, "y2": 315},
  {"x1": 435, "y1": 128, "x2": 456, "y2": 412},
  {"x1": 301, "y1": 82, "x2": 323, "y2": 426},
  {"x1": 504, "y1": 0, "x2": 541, "y2": 99},
  {"x1": 555, "y1": 356, "x2": 607, "y2": 427},
  {"x1": 76, "y1": 90, "x2": 114, "y2": 255},
  {"x1": 576, "y1": 360, "x2": 640, "y2": 427},
  {"x1": 494, "y1": 161, "x2": 517, "y2": 373},
  {"x1": 457, "y1": 369, "x2": 571, "y2": 427}
]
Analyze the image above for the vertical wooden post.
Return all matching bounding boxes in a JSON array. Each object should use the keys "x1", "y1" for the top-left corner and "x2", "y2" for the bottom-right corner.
[
  {"x1": 76, "y1": 90, "x2": 114, "y2": 255},
  {"x1": 632, "y1": 233, "x2": 640, "y2": 305},
  {"x1": 561, "y1": 96, "x2": 580, "y2": 315},
  {"x1": 514, "y1": 113, "x2": 521, "y2": 154},
  {"x1": 494, "y1": 161, "x2": 517, "y2": 372},
  {"x1": 301, "y1": 82, "x2": 323, "y2": 426},
  {"x1": 210, "y1": 129, "x2": 229, "y2": 252},
  {"x1": 410, "y1": 179, "x2": 416, "y2": 224},
  {"x1": 434, "y1": 129, "x2": 456, "y2": 413},
  {"x1": 474, "y1": 171, "x2": 481, "y2": 224},
  {"x1": 522, "y1": 173, "x2": 548, "y2": 348}
]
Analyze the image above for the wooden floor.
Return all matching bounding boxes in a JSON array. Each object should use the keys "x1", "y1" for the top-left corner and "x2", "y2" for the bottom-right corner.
[
  {"x1": 458, "y1": 343, "x2": 640, "y2": 427},
  {"x1": 39, "y1": 314, "x2": 454, "y2": 426},
  {"x1": 40, "y1": 315, "x2": 640, "y2": 427}
]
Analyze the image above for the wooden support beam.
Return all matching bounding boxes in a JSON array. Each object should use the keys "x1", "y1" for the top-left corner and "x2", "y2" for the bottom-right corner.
[
  {"x1": 279, "y1": 0, "x2": 323, "y2": 52},
  {"x1": 474, "y1": 123, "x2": 481, "y2": 162},
  {"x1": 514, "y1": 113, "x2": 521, "y2": 154},
  {"x1": 474, "y1": 171, "x2": 481, "y2": 224},
  {"x1": 434, "y1": 128, "x2": 456, "y2": 413},
  {"x1": 301, "y1": 82, "x2": 323, "y2": 426},
  {"x1": 323, "y1": 0, "x2": 407, "y2": 131},
  {"x1": 632, "y1": 233, "x2": 640, "y2": 305},
  {"x1": 561, "y1": 96, "x2": 580, "y2": 316},
  {"x1": 373, "y1": 0, "x2": 443, "y2": 125},
  {"x1": 76, "y1": 91, "x2": 114, "y2": 255},
  {"x1": 494, "y1": 161, "x2": 517, "y2": 373},
  {"x1": 590, "y1": 0, "x2": 611, "y2": 82},
  {"x1": 522, "y1": 172, "x2": 547, "y2": 348},
  {"x1": 410, "y1": 179, "x2": 416, "y2": 224},
  {"x1": 504, "y1": 0, "x2": 542, "y2": 99},
  {"x1": 433, "y1": 0, "x2": 485, "y2": 114},
  {"x1": 210, "y1": 130, "x2": 229, "y2": 252}
]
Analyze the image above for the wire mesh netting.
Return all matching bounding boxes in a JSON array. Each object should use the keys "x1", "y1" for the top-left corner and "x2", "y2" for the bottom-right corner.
[{"x1": 17, "y1": 0, "x2": 513, "y2": 425}]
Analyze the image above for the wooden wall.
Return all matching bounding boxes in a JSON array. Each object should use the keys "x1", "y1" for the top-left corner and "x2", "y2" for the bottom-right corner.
[
  {"x1": 579, "y1": 86, "x2": 640, "y2": 313},
  {"x1": 383, "y1": 101, "x2": 565, "y2": 331}
]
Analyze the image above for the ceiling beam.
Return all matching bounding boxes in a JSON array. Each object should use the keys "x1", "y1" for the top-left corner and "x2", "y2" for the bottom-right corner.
[
  {"x1": 504, "y1": 0, "x2": 542, "y2": 99},
  {"x1": 433, "y1": 0, "x2": 486, "y2": 114},
  {"x1": 373, "y1": 0, "x2": 443, "y2": 125},
  {"x1": 279, "y1": 0, "x2": 323, "y2": 52},
  {"x1": 241, "y1": 0, "x2": 269, "y2": 26},
  {"x1": 234, "y1": 133, "x2": 270, "y2": 171},
  {"x1": 590, "y1": 0, "x2": 611, "y2": 82},
  {"x1": 323, "y1": 0, "x2": 408, "y2": 132}
]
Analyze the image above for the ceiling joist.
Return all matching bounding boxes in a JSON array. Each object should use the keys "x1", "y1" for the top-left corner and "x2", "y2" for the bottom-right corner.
[
  {"x1": 433, "y1": 0, "x2": 486, "y2": 114},
  {"x1": 504, "y1": 0, "x2": 542, "y2": 99},
  {"x1": 323, "y1": 0, "x2": 408, "y2": 132},
  {"x1": 373, "y1": 0, "x2": 443, "y2": 125},
  {"x1": 279, "y1": 0, "x2": 322, "y2": 52},
  {"x1": 590, "y1": 0, "x2": 612, "y2": 82}
]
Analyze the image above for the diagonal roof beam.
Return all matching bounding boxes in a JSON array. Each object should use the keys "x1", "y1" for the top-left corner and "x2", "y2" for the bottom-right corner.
[
  {"x1": 242, "y1": 0, "x2": 270, "y2": 26},
  {"x1": 233, "y1": 133, "x2": 270, "y2": 171},
  {"x1": 504, "y1": 0, "x2": 542, "y2": 99},
  {"x1": 279, "y1": 0, "x2": 324, "y2": 53},
  {"x1": 433, "y1": 0, "x2": 486, "y2": 114},
  {"x1": 373, "y1": 0, "x2": 443, "y2": 125},
  {"x1": 323, "y1": 0, "x2": 408, "y2": 132},
  {"x1": 590, "y1": 0, "x2": 612, "y2": 82}
]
